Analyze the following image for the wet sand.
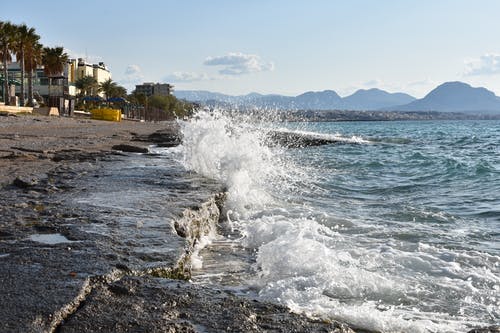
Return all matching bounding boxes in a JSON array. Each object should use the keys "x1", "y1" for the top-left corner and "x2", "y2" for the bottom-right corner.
[{"x1": 0, "y1": 114, "x2": 174, "y2": 186}]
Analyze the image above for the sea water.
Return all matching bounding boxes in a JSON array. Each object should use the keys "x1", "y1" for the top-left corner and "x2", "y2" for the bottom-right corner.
[{"x1": 176, "y1": 110, "x2": 499, "y2": 333}]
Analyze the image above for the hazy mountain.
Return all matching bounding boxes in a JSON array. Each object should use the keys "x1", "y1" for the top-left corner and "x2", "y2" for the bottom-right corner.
[
  {"x1": 392, "y1": 82, "x2": 500, "y2": 113},
  {"x1": 175, "y1": 83, "x2": 500, "y2": 113},
  {"x1": 175, "y1": 88, "x2": 416, "y2": 110},
  {"x1": 174, "y1": 90, "x2": 238, "y2": 103},
  {"x1": 343, "y1": 88, "x2": 415, "y2": 110},
  {"x1": 293, "y1": 90, "x2": 343, "y2": 109}
]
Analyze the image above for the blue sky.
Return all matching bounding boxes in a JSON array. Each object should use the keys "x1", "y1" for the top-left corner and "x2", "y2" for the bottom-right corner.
[{"x1": 3, "y1": 0, "x2": 500, "y2": 97}]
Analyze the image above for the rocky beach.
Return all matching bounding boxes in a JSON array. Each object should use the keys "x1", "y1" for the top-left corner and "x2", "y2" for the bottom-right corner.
[{"x1": 0, "y1": 114, "x2": 359, "y2": 333}]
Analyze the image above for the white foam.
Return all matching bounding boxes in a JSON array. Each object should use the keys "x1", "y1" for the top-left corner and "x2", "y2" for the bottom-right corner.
[
  {"x1": 179, "y1": 110, "x2": 292, "y2": 217},
  {"x1": 273, "y1": 127, "x2": 372, "y2": 144}
]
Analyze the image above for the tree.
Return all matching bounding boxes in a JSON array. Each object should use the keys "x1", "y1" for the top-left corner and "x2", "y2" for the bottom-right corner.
[
  {"x1": 99, "y1": 78, "x2": 118, "y2": 101},
  {"x1": 129, "y1": 90, "x2": 147, "y2": 106},
  {"x1": 42, "y1": 46, "x2": 68, "y2": 106},
  {"x1": 99, "y1": 78, "x2": 127, "y2": 106},
  {"x1": 24, "y1": 40, "x2": 42, "y2": 107},
  {"x1": 75, "y1": 75, "x2": 98, "y2": 97},
  {"x1": 0, "y1": 21, "x2": 17, "y2": 105},
  {"x1": 112, "y1": 85, "x2": 127, "y2": 98},
  {"x1": 147, "y1": 94, "x2": 194, "y2": 119},
  {"x1": 13, "y1": 24, "x2": 38, "y2": 106}
]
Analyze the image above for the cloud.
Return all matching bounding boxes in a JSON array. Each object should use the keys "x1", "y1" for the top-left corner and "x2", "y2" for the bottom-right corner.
[
  {"x1": 464, "y1": 53, "x2": 500, "y2": 76},
  {"x1": 117, "y1": 64, "x2": 144, "y2": 92},
  {"x1": 125, "y1": 64, "x2": 142, "y2": 76},
  {"x1": 203, "y1": 52, "x2": 274, "y2": 75},
  {"x1": 64, "y1": 48, "x2": 102, "y2": 63},
  {"x1": 164, "y1": 71, "x2": 211, "y2": 82},
  {"x1": 362, "y1": 79, "x2": 383, "y2": 88}
]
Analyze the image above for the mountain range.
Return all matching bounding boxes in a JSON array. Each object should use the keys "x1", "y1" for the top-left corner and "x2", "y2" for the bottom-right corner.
[{"x1": 174, "y1": 81, "x2": 500, "y2": 114}]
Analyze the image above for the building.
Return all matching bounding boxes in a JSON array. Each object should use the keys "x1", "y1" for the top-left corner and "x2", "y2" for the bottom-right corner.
[
  {"x1": 5, "y1": 61, "x2": 76, "y2": 114},
  {"x1": 4, "y1": 58, "x2": 112, "y2": 114},
  {"x1": 135, "y1": 82, "x2": 173, "y2": 97},
  {"x1": 75, "y1": 58, "x2": 112, "y2": 97}
]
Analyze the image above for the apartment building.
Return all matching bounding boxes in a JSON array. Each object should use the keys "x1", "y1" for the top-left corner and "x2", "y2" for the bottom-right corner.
[{"x1": 135, "y1": 82, "x2": 173, "y2": 97}]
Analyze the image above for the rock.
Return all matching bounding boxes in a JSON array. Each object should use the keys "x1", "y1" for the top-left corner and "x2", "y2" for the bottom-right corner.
[
  {"x1": 13, "y1": 176, "x2": 39, "y2": 188},
  {"x1": 133, "y1": 127, "x2": 182, "y2": 147},
  {"x1": 58, "y1": 276, "x2": 359, "y2": 333},
  {"x1": 108, "y1": 282, "x2": 133, "y2": 296},
  {"x1": 468, "y1": 326, "x2": 500, "y2": 333},
  {"x1": 111, "y1": 144, "x2": 149, "y2": 153},
  {"x1": 266, "y1": 131, "x2": 333, "y2": 148}
]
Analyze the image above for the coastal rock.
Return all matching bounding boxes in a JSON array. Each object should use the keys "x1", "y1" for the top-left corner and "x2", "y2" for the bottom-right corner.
[
  {"x1": 13, "y1": 176, "x2": 39, "y2": 188},
  {"x1": 58, "y1": 276, "x2": 358, "y2": 333},
  {"x1": 266, "y1": 130, "x2": 332, "y2": 148},
  {"x1": 468, "y1": 326, "x2": 500, "y2": 333},
  {"x1": 133, "y1": 127, "x2": 181, "y2": 147},
  {"x1": 111, "y1": 144, "x2": 149, "y2": 153}
]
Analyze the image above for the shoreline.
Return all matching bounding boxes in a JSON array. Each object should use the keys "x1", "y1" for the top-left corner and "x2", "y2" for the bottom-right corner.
[{"x1": 0, "y1": 114, "x2": 360, "y2": 333}]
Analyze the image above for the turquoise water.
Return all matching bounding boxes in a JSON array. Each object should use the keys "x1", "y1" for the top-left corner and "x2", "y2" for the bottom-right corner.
[
  {"x1": 289, "y1": 120, "x2": 499, "y2": 253},
  {"x1": 179, "y1": 114, "x2": 500, "y2": 333}
]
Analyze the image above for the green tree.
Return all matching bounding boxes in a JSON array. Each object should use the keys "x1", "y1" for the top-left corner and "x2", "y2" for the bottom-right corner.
[
  {"x1": 112, "y1": 85, "x2": 127, "y2": 98},
  {"x1": 75, "y1": 75, "x2": 98, "y2": 97},
  {"x1": 129, "y1": 90, "x2": 147, "y2": 106},
  {"x1": 24, "y1": 40, "x2": 42, "y2": 107},
  {"x1": 13, "y1": 24, "x2": 38, "y2": 106},
  {"x1": 99, "y1": 78, "x2": 117, "y2": 101},
  {"x1": 147, "y1": 94, "x2": 194, "y2": 119},
  {"x1": 0, "y1": 21, "x2": 17, "y2": 105},
  {"x1": 42, "y1": 46, "x2": 68, "y2": 105}
]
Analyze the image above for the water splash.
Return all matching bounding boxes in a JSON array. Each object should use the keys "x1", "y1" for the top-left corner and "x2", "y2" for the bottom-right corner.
[{"x1": 177, "y1": 110, "x2": 499, "y2": 333}]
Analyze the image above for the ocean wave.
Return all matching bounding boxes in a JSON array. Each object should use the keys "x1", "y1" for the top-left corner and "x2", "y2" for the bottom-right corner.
[{"x1": 176, "y1": 110, "x2": 499, "y2": 333}]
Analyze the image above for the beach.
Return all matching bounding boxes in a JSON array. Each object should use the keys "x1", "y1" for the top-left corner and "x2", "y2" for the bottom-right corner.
[{"x1": 0, "y1": 114, "x2": 357, "y2": 333}]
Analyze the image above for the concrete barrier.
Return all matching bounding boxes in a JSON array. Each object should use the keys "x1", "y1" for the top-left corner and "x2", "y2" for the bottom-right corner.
[
  {"x1": 33, "y1": 107, "x2": 59, "y2": 116},
  {"x1": 0, "y1": 105, "x2": 34, "y2": 114}
]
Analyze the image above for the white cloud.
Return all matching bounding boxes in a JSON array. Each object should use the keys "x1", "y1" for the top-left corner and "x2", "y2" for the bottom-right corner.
[
  {"x1": 204, "y1": 52, "x2": 274, "y2": 75},
  {"x1": 362, "y1": 79, "x2": 383, "y2": 88},
  {"x1": 125, "y1": 64, "x2": 142, "y2": 76},
  {"x1": 464, "y1": 53, "x2": 500, "y2": 76},
  {"x1": 64, "y1": 48, "x2": 102, "y2": 63},
  {"x1": 164, "y1": 71, "x2": 211, "y2": 82},
  {"x1": 117, "y1": 64, "x2": 144, "y2": 92}
]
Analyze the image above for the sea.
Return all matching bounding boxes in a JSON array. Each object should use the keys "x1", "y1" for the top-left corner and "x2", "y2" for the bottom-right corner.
[{"x1": 163, "y1": 110, "x2": 498, "y2": 333}]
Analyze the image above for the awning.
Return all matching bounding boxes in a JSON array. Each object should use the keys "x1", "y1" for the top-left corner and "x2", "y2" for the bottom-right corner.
[
  {"x1": 82, "y1": 96, "x2": 103, "y2": 102},
  {"x1": 107, "y1": 97, "x2": 128, "y2": 103}
]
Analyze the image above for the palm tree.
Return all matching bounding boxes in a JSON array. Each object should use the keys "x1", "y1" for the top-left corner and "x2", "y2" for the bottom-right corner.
[
  {"x1": 113, "y1": 85, "x2": 127, "y2": 98},
  {"x1": 24, "y1": 33, "x2": 43, "y2": 106},
  {"x1": 24, "y1": 34, "x2": 42, "y2": 107},
  {"x1": 99, "y1": 78, "x2": 118, "y2": 101},
  {"x1": 0, "y1": 21, "x2": 17, "y2": 105},
  {"x1": 13, "y1": 24, "x2": 38, "y2": 106},
  {"x1": 41, "y1": 46, "x2": 68, "y2": 106},
  {"x1": 75, "y1": 75, "x2": 98, "y2": 97}
]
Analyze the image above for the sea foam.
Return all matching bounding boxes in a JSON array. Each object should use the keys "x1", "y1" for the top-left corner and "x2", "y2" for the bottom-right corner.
[{"x1": 177, "y1": 109, "x2": 499, "y2": 333}]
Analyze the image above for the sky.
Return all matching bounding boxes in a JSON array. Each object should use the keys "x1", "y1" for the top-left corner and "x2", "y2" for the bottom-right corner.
[{"x1": 3, "y1": 0, "x2": 500, "y2": 98}]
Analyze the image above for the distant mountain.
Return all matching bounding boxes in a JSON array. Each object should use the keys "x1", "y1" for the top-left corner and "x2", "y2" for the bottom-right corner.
[
  {"x1": 343, "y1": 88, "x2": 415, "y2": 110},
  {"x1": 174, "y1": 90, "x2": 237, "y2": 103},
  {"x1": 174, "y1": 88, "x2": 416, "y2": 111},
  {"x1": 294, "y1": 90, "x2": 343, "y2": 109},
  {"x1": 392, "y1": 82, "x2": 500, "y2": 113}
]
